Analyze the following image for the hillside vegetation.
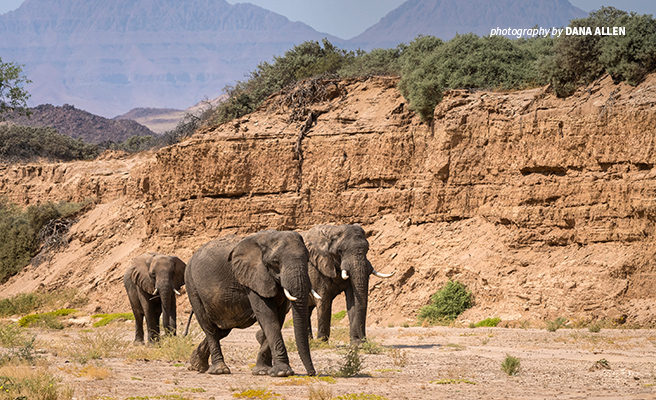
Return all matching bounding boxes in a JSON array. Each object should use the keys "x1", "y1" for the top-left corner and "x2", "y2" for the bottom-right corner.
[{"x1": 209, "y1": 7, "x2": 656, "y2": 123}]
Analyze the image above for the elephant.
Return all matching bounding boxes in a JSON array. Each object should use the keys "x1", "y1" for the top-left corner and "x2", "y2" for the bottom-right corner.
[
  {"x1": 185, "y1": 230, "x2": 316, "y2": 377},
  {"x1": 303, "y1": 224, "x2": 395, "y2": 343},
  {"x1": 123, "y1": 252, "x2": 186, "y2": 344}
]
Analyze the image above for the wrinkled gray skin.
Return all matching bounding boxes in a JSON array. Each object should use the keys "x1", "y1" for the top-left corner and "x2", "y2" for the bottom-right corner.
[
  {"x1": 185, "y1": 230, "x2": 315, "y2": 377},
  {"x1": 304, "y1": 224, "x2": 391, "y2": 343},
  {"x1": 123, "y1": 253, "x2": 186, "y2": 344}
]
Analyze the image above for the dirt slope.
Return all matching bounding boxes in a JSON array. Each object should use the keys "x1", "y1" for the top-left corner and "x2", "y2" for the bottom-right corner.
[{"x1": 1, "y1": 74, "x2": 656, "y2": 327}]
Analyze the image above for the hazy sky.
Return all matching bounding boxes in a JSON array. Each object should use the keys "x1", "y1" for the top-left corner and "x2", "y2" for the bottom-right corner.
[{"x1": 0, "y1": 0, "x2": 655, "y2": 39}]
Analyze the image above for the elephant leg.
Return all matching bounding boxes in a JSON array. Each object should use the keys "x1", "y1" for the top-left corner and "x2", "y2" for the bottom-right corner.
[
  {"x1": 206, "y1": 328, "x2": 232, "y2": 375},
  {"x1": 248, "y1": 292, "x2": 293, "y2": 377},
  {"x1": 252, "y1": 329, "x2": 272, "y2": 375},
  {"x1": 315, "y1": 296, "x2": 333, "y2": 341},
  {"x1": 189, "y1": 336, "x2": 210, "y2": 372},
  {"x1": 132, "y1": 309, "x2": 145, "y2": 344},
  {"x1": 145, "y1": 300, "x2": 162, "y2": 343},
  {"x1": 188, "y1": 330, "x2": 231, "y2": 374}
]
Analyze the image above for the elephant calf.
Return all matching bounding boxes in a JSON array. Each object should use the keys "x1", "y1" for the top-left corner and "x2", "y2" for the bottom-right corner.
[{"x1": 123, "y1": 253, "x2": 186, "y2": 344}]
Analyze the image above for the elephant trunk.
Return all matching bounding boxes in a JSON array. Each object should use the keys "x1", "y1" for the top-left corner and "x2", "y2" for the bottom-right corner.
[
  {"x1": 159, "y1": 285, "x2": 176, "y2": 336},
  {"x1": 291, "y1": 298, "x2": 316, "y2": 376},
  {"x1": 342, "y1": 254, "x2": 370, "y2": 343}
]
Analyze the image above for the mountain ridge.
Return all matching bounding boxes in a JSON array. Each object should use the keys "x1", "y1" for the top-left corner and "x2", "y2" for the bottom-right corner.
[{"x1": 349, "y1": 0, "x2": 587, "y2": 49}]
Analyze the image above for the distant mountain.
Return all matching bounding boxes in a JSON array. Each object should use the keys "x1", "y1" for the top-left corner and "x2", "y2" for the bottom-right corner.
[
  {"x1": 349, "y1": 0, "x2": 587, "y2": 49},
  {"x1": 7, "y1": 104, "x2": 155, "y2": 144},
  {"x1": 0, "y1": 0, "x2": 338, "y2": 117},
  {"x1": 115, "y1": 95, "x2": 227, "y2": 134}
]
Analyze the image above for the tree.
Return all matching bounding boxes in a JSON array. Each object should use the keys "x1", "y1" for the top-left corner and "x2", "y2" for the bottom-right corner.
[{"x1": 0, "y1": 58, "x2": 31, "y2": 120}]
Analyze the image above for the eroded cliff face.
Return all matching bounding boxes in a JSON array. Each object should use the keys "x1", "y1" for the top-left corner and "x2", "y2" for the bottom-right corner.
[{"x1": 2, "y1": 75, "x2": 656, "y2": 325}]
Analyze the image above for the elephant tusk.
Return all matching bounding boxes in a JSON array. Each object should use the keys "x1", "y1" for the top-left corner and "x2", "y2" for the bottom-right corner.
[
  {"x1": 152, "y1": 288, "x2": 158, "y2": 296},
  {"x1": 372, "y1": 269, "x2": 396, "y2": 279},
  {"x1": 174, "y1": 289, "x2": 181, "y2": 296},
  {"x1": 311, "y1": 289, "x2": 322, "y2": 300},
  {"x1": 284, "y1": 288, "x2": 298, "y2": 302},
  {"x1": 341, "y1": 270, "x2": 349, "y2": 280}
]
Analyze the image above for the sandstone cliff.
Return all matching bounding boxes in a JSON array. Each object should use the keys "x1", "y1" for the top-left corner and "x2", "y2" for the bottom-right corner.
[{"x1": 1, "y1": 74, "x2": 655, "y2": 326}]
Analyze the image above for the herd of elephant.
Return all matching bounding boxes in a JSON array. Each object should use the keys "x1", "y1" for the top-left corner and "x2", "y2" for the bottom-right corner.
[{"x1": 123, "y1": 224, "x2": 395, "y2": 377}]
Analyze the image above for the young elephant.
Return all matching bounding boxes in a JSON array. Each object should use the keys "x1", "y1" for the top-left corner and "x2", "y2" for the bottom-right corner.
[
  {"x1": 123, "y1": 253, "x2": 186, "y2": 344},
  {"x1": 185, "y1": 230, "x2": 315, "y2": 377},
  {"x1": 303, "y1": 224, "x2": 395, "y2": 343}
]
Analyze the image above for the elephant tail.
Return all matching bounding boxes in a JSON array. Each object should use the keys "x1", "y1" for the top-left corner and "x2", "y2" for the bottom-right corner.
[{"x1": 183, "y1": 311, "x2": 194, "y2": 337}]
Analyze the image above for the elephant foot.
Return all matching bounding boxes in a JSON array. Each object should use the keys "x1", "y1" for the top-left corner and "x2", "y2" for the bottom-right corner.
[
  {"x1": 207, "y1": 362, "x2": 231, "y2": 375},
  {"x1": 132, "y1": 339, "x2": 145, "y2": 346},
  {"x1": 252, "y1": 364, "x2": 271, "y2": 376},
  {"x1": 268, "y1": 364, "x2": 294, "y2": 377},
  {"x1": 188, "y1": 352, "x2": 209, "y2": 373}
]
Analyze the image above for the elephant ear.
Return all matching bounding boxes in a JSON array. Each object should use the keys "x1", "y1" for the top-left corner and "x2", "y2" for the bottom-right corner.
[
  {"x1": 306, "y1": 227, "x2": 338, "y2": 279},
  {"x1": 131, "y1": 254, "x2": 156, "y2": 295},
  {"x1": 229, "y1": 237, "x2": 278, "y2": 298},
  {"x1": 171, "y1": 256, "x2": 186, "y2": 290}
]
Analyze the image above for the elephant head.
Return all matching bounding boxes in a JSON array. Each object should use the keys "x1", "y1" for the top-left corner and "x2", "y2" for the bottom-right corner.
[
  {"x1": 130, "y1": 253, "x2": 186, "y2": 335},
  {"x1": 305, "y1": 224, "x2": 394, "y2": 342},
  {"x1": 229, "y1": 230, "x2": 315, "y2": 376}
]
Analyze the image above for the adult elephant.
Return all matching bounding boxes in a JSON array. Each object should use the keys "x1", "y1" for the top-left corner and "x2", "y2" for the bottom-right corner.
[
  {"x1": 185, "y1": 230, "x2": 316, "y2": 377},
  {"x1": 304, "y1": 224, "x2": 395, "y2": 343},
  {"x1": 123, "y1": 253, "x2": 186, "y2": 344}
]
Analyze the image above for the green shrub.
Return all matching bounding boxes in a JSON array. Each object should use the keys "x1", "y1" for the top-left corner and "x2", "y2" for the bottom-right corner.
[
  {"x1": 335, "y1": 344, "x2": 364, "y2": 378},
  {"x1": 501, "y1": 354, "x2": 521, "y2": 376},
  {"x1": 210, "y1": 39, "x2": 352, "y2": 125},
  {"x1": 417, "y1": 280, "x2": 473, "y2": 325},
  {"x1": 331, "y1": 310, "x2": 347, "y2": 324},
  {"x1": 18, "y1": 308, "x2": 77, "y2": 329},
  {"x1": 398, "y1": 33, "x2": 546, "y2": 121},
  {"x1": 333, "y1": 394, "x2": 389, "y2": 400},
  {"x1": 339, "y1": 47, "x2": 403, "y2": 78},
  {"x1": 474, "y1": 317, "x2": 501, "y2": 328},
  {"x1": 91, "y1": 312, "x2": 134, "y2": 327},
  {"x1": 545, "y1": 7, "x2": 656, "y2": 96}
]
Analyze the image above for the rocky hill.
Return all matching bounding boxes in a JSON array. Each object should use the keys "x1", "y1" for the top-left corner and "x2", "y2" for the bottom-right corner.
[
  {"x1": 350, "y1": 0, "x2": 587, "y2": 49},
  {"x1": 6, "y1": 104, "x2": 155, "y2": 144},
  {"x1": 1, "y1": 74, "x2": 655, "y2": 327},
  {"x1": 0, "y1": 0, "x2": 338, "y2": 117}
]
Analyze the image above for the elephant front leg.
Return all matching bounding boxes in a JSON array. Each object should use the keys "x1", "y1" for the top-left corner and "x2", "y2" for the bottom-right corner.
[
  {"x1": 248, "y1": 292, "x2": 294, "y2": 377},
  {"x1": 315, "y1": 296, "x2": 333, "y2": 341},
  {"x1": 145, "y1": 303, "x2": 162, "y2": 343},
  {"x1": 133, "y1": 311, "x2": 145, "y2": 344}
]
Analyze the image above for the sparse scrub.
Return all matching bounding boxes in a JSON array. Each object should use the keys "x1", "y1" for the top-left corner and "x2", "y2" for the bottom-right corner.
[
  {"x1": 387, "y1": 347, "x2": 408, "y2": 368},
  {"x1": 501, "y1": 354, "x2": 521, "y2": 376},
  {"x1": 0, "y1": 364, "x2": 74, "y2": 400},
  {"x1": 0, "y1": 125, "x2": 99, "y2": 163},
  {"x1": 232, "y1": 389, "x2": 281, "y2": 399},
  {"x1": 0, "y1": 289, "x2": 83, "y2": 318},
  {"x1": 359, "y1": 338, "x2": 386, "y2": 355},
  {"x1": 0, "y1": 323, "x2": 37, "y2": 365},
  {"x1": 0, "y1": 197, "x2": 92, "y2": 283},
  {"x1": 546, "y1": 317, "x2": 568, "y2": 332},
  {"x1": 308, "y1": 384, "x2": 333, "y2": 400},
  {"x1": 333, "y1": 394, "x2": 389, "y2": 400},
  {"x1": 430, "y1": 378, "x2": 477, "y2": 385},
  {"x1": 127, "y1": 327, "x2": 201, "y2": 363},
  {"x1": 417, "y1": 280, "x2": 473, "y2": 325},
  {"x1": 66, "y1": 329, "x2": 127, "y2": 364}
]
